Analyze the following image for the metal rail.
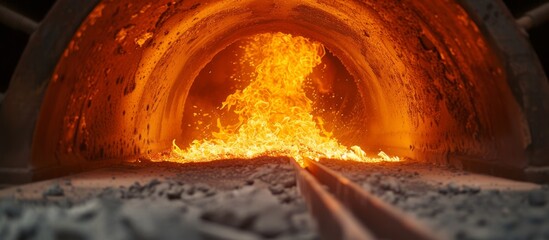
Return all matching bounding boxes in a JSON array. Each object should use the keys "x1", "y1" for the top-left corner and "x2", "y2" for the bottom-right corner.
[
  {"x1": 291, "y1": 159, "x2": 375, "y2": 240},
  {"x1": 296, "y1": 158, "x2": 442, "y2": 240}
]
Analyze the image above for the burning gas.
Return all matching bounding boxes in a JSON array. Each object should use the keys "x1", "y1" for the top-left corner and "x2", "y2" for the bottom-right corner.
[{"x1": 170, "y1": 32, "x2": 399, "y2": 164}]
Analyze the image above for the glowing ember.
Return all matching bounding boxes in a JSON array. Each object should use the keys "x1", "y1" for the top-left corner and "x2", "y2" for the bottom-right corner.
[{"x1": 170, "y1": 32, "x2": 399, "y2": 164}]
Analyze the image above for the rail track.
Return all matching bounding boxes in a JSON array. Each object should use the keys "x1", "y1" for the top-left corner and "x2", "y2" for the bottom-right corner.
[
  {"x1": 0, "y1": 157, "x2": 547, "y2": 240},
  {"x1": 293, "y1": 158, "x2": 440, "y2": 240}
]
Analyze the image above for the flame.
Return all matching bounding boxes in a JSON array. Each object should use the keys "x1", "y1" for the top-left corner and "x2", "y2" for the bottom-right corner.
[{"x1": 170, "y1": 32, "x2": 399, "y2": 164}]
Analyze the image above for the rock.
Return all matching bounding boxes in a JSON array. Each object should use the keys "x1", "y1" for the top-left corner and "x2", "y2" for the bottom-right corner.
[
  {"x1": 13, "y1": 210, "x2": 43, "y2": 240},
  {"x1": 438, "y1": 183, "x2": 469, "y2": 195},
  {"x1": 459, "y1": 227, "x2": 493, "y2": 240},
  {"x1": 99, "y1": 187, "x2": 124, "y2": 199},
  {"x1": 67, "y1": 199, "x2": 102, "y2": 222},
  {"x1": 280, "y1": 177, "x2": 296, "y2": 188},
  {"x1": 51, "y1": 221, "x2": 91, "y2": 240},
  {"x1": 0, "y1": 199, "x2": 23, "y2": 219},
  {"x1": 278, "y1": 193, "x2": 292, "y2": 203},
  {"x1": 128, "y1": 182, "x2": 143, "y2": 195},
  {"x1": 152, "y1": 182, "x2": 171, "y2": 196},
  {"x1": 361, "y1": 183, "x2": 373, "y2": 192},
  {"x1": 488, "y1": 189, "x2": 500, "y2": 196},
  {"x1": 43, "y1": 183, "x2": 64, "y2": 197},
  {"x1": 291, "y1": 212, "x2": 317, "y2": 233},
  {"x1": 195, "y1": 183, "x2": 211, "y2": 193},
  {"x1": 145, "y1": 179, "x2": 162, "y2": 189},
  {"x1": 502, "y1": 219, "x2": 519, "y2": 230},
  {"x1": 401, "y1": 196, "x2": 425, "y2": 210},
  {"x1": 181, "y1": 190, "x2": 206, "y2": 201},
  {"x1": 120, "y1": 200, "x2": 198, "y2": 240},
  {"x1": 204, "y1": 188, "x2": 217, "y2": 197},
  {"x1": 527, "y1": 210, "x2": 546, "y2": 225},
  {"x1": 166, "y1": 187, "x2": 183, "y2": 200},
  {"x1": 446, "y1": 182, "x2": 460, "y2": 194},
  {"x1": 252, "y1": 207, "x2": 289, "y2": 237},
  {"x1": 269, "y1": 184, "x2": 284, "y2": 195},
  {"x1": 425, "y1": 191, "x2": 439, "y2": 202},
  {"x1": 438, "y1": 187, "x2": 448, "y2": 195},
  {"x1": 528, "y1": 190, "x2": 546, "y2": 207},
  {"x1": 380, "y1": 178, "x2": 400, "y2": 192},
  {"x1": 463, "y1": 185, "x2": 481, "y2": 194},
  {"x1": 382, "y1": 191, "x2": 397, "y2": 204},
  {"x1": 185, "y1": 185, "x2": 196, "y2": 195},
  {"x1": 245, "y1": 179, "x2": 255, "y2": 185},
  {"x1": 475, "y1": 217, "x2": 488, "y2": 227},
  {"x1": 201, "y1": 208, "x2": 252, "y2": 229}
]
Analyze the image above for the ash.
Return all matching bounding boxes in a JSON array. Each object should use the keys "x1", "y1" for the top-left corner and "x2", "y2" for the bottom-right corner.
[
  {"x1": 322, "y1": 159, "x2": 549, "y2": 240},
  {"x1": 0, "y1": 158, "x2": 318, "y2": 240}
]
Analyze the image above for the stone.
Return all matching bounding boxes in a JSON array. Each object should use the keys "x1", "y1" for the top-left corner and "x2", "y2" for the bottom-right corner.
[
  {"x1": 0, "y1": 200, "x2": 23, "y2": 219},
  {"x1": 145, "y1": 179, "x2": 162, "y2": 189},
  {"x1": 201, "y1": 208, "x2": 251, "y2": 229},
  {"x1": 67, "y1": 199, "x2": 102, "y2": 222},
  {"x1": 182, "y1": 191, "x2": 206, "y2": 201},
  {"x1": 128, "y1": 182, "x2": 143, "y2": 194},
  {"x1": 195, "y1": 183, "x2": 211, "y2": 193},
  {"x1": 43, "y1": 183, "x2": 64, "y2": 197},
  {"x1": 281, "y1": 177, "x2": 296, "y2": 188},
  {"x1": 269, "y1": 184, "x2": 284, "y2": 195},
  {"x1": 152, "y1": 182, "x2": 171, "y2": 196},
  {"x1": 528, "y1": 190, "x2": 546, "y2": 207},
  {"x1": 51, "y1": 221, "x2": 90, "y2": 240},
  {"x1": 380, "y1": 178, "x2": 401, "y2": 193},
  {"x1": 252, "y1": 207, "x2": 289, "y2": 238},
  {"x1": 245, "y1": 179, "x2": 255, "y2": 185},
  {"x1": 166, "y1": 186, "x2": 183, "y2": 200},
  {"x1": 185, "y1": 185, "x2": 196, "y2": 195},
  {"x1": 446, "y1": 183, "x2": 460, "y2": 194},
  {"x1": 463, "y1": 185, "x2": 481, "y2": 194},
  {"x1": 120, "y1": 199, "x2": 198, "y2": 240}
]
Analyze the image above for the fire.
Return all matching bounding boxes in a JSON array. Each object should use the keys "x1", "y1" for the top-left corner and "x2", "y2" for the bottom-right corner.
[{"x1": 170, "y1": 32, "x2": 399, "y2": 164}]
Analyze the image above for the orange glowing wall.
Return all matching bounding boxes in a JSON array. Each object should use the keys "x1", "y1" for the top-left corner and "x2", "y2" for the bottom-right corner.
[{"x1": 30, "y1": 0, "x2": 545, "y2": 175}]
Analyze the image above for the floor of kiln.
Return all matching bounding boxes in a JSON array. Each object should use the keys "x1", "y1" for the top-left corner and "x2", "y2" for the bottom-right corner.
[
  {"x1": 0, "y1": 157, "x2": 317, "y2": 240},
  {"x1": 0, "y1": 157, "x2": 548, "y2": 240},
  {"x1": 321, "y1": 159, "x2": 549, "y2": 240}
]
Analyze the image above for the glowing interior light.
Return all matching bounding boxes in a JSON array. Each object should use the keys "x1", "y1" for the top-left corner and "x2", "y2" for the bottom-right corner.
[{"x1": 170, "y1": 32, "x2": 399, "y2": 165}]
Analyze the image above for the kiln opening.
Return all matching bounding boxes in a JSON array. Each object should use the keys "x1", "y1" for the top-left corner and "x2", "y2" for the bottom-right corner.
[
  {"x1": 170, "y1": 32, "x2": 398, "y2": 164},
  {"x1": 1, "y1": 0, "x2": 548, "y2": 183}
]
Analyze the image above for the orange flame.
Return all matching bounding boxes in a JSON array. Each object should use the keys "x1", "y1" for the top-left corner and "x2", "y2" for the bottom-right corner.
[{"x1": 170, "y1": 32, "x2": 399, "y2": 164}]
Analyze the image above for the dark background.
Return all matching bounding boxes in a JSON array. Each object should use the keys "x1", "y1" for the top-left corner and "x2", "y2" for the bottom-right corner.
[
  {"x1": 504, "y1": 0, "x2": 549, "y2": 79},
  {"x1": 0, "y1": 0, "x2": 56, "y2": 93},
  {"x1": 0, "y1": 0, "x2": 548, "y2": 93}
]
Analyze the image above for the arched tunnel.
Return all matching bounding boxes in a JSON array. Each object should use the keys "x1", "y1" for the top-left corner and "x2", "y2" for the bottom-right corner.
[
  {"x1": 3, "y1": 1, "x2": 549, "y2": 239},
  {"x1": 1, "y1": 0, "x2": 549, "y2": 184}
]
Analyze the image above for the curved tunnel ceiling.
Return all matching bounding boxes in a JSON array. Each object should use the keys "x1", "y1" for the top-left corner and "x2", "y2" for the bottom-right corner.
[{"x1": 1, "y1": 0, "x2": 548, "y2": 181}]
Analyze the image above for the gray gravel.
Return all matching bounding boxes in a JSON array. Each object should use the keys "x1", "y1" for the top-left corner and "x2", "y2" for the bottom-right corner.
[
  {"x1": 42, "y1": 183, "x2": 64, "y2": 197},
  {"x1": 0, "y1": 158, "x2": 318, "y2": 240},
  {"x1": 321, "y1": 159, "x2": 549, "y2": 240},
  {"x1": 6, "y1": 156, "x2": 546, "y2": 240}
]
